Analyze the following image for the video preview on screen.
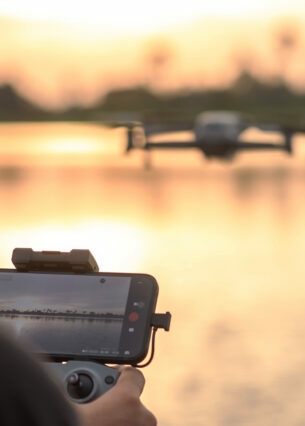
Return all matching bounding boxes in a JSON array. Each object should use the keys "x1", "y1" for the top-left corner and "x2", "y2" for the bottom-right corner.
[{"x1": 0, "y1": 272, "x2": 131, "y2": 357}]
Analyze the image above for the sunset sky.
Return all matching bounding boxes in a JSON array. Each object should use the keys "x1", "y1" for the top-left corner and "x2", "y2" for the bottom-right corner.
[
  {"x1": 1, "y1": 1, "x2": 305, "y2": 30},
  {"x1": 0, "y1": 272, "x2": 130, "y2": 313},
  {"x1": 1, "y1": 1, "x2": 305, "y2": 108}
]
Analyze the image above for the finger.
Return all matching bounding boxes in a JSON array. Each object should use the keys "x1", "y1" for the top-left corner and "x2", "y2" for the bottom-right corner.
[{"x1": 115, "y1": 366, "x2": 145, "y2": 397}]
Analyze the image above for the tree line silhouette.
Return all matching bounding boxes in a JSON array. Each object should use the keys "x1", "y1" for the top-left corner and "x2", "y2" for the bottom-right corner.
[
  {"x1": 0, "y1": 308, "x2": 123, "y2": 319},
  {"x1": 1, "y1": 70, "x2": 305, "y2": 127}
]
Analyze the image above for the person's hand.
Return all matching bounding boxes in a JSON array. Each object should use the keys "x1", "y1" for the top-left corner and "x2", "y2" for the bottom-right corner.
[{"x1": 76, "y1": 366, "x2": 157, "y2": 426}]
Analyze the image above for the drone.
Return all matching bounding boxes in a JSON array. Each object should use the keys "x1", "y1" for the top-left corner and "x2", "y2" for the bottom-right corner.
[{"x1": 103, "y1": 110, "x2": 298, "y2": 168}]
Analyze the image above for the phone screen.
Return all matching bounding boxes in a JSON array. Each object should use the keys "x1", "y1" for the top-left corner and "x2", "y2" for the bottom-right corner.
[{"x1": 0, "y1": 270, "x2": 158, "y2": 364}]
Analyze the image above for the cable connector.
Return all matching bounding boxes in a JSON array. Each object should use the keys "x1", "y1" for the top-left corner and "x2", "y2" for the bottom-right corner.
[
  {"x1": 151, "y1": 312, "x2": 171, "y2": 331},
  {"x1": 135, "y1": 312, "x2": 172, "y2": 368}
]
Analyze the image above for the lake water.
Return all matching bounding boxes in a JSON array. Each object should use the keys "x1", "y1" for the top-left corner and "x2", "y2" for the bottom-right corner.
[
  {"x1": 1, "y1": 122, "x2": 305, "y2": 425},
  {"x1": 0, "y1": 314, "x2": 123, "y2": 354}
]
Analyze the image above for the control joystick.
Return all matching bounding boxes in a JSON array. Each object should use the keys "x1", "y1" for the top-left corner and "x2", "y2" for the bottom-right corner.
[
  {"x1": 67, "y1": 372, "x2": 94, "y2": 400},
  {"x1": 46, "y1": 361, "x2": 121, "y2": 403}
]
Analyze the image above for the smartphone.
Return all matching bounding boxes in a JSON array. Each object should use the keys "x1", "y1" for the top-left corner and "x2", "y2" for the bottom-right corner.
[{"x1": 0, "y1": 270, "x2": 159, "y2": 364}]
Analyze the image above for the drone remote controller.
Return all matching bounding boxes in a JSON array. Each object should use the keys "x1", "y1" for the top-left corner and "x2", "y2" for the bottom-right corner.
[
  {"x1": 7, "y1": 248, "x2": 171, "y2": 403},
  {"x1": 46, "y1": 361, "x2": 120, "y2": 403}
]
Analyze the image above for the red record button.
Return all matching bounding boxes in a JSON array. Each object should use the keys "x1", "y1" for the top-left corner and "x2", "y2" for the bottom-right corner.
[{"x1": 128, "y1": 312, "x2": 139, "y2": 322}]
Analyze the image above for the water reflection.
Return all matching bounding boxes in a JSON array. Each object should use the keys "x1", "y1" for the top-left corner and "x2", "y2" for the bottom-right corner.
[{"x1": 0, "y1": 122, "x2": 305, "y2": 425}]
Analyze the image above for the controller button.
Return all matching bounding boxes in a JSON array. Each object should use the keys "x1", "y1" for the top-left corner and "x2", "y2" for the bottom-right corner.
[
  {"x1": 128, "y1": 312, "x2": 139, "y2": 322},
  {"x1": 105, "y1": 375, "x2": 115, "y2": 385}
]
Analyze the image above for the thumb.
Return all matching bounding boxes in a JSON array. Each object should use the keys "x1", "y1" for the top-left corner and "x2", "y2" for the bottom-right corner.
[{"x1": 115, "y1": 366, "x2": 145, "y2": 397}]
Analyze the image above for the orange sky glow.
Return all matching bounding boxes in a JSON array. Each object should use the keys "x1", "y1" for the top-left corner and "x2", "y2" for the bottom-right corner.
[{"x1": 1, "y1": 1, "x2": 305, "y2": 108}]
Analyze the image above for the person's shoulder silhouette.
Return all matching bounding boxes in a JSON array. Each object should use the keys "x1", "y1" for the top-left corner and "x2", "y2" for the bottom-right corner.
[{"x1": 0, "y1": 329, "x2": 78, "y2": 426}]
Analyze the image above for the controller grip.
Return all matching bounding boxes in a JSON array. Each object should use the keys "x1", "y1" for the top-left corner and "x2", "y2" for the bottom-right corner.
[{"x1": 45, "y1": 361, "x2": 120, "y2": 403}]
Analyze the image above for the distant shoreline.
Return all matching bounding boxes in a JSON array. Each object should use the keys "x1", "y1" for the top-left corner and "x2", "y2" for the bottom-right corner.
[{"x1": 0, "y1": 311, "x2": 123, "y2": 320}]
